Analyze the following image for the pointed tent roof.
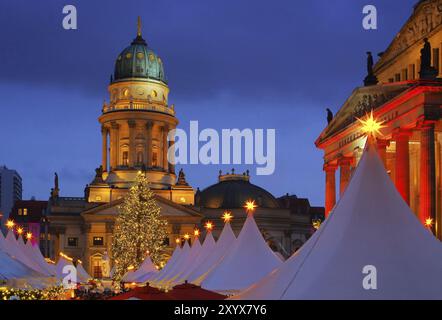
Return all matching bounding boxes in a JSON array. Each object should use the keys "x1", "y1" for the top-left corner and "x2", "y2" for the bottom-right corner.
[
  {"x1": 202, "y1": 214, "x2": 282, "y2": 292},
  {"x1": 25, "y1": 241, "x2": 56, "y2": 276},
  {"x1": 188, "y1": 221, "x2": 236, "y2": 285},
  {"x1": 150, "y1": 244, "x2": 181, "y2": 282},
  {"x1": 151, "y1": 241, "x2": 190, "y2": 284},
  {"x1": 123, "y1": 254, "x2": 158, "y2": 283},
  {"x1": 234, "y1": 138, "x2": 442, "y2": 300},
  {"x1": 76, "y1": 262, "x2": 92, "y2": 283},
  {"x1": 4, "y1": 230, "x2": 46, "y2": 275},
  {"x1": 161, "y1": 237, "x2": 202, "y2": 286},
  {"x1": 173, "y1": 232, "x2": 216, "y2": 285},
  {"x1": 56, "y1": 254, "x2": 75, "y2": 280}
]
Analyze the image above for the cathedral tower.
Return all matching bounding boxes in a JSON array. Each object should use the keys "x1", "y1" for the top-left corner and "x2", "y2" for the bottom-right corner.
[{"x1": 87, "y1": 18, "x2": 194, "y2": 205}]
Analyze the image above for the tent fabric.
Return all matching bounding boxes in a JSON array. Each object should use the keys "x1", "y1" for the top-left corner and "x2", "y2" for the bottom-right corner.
[
  {"x1": 76, "y1": 262, "x2": 92, "y2": 283},
  {"x1": 151, "y1": 245, "x2": 181, "y2": 282},
  {"x1": 160, "y1": 238, "x2": 202, "y2": 286},
  {"x1": 151, "y1": 241, "x2": 190, "y2": 285},
  {"x1": 233, "y1": 138, "x2": 442, "y2": 300},
  {"x1": 4, "y1": 231, "x2": 47, "y2": 275},
  {"x1": 55, "y1": 255, "x2": 75, "y2": 280},
  {"x1": 202, "y1": 214, "x2": 282, "y2": 293},
  {"x1": 188, "y1": 222, "x2": 236, "y2": 285},
  {"x1": 123, "y1": 254, "x2": 158, "y2": 283},
  {"x1": 171, "y1": 233, "x2": 216, "y2": 285}
]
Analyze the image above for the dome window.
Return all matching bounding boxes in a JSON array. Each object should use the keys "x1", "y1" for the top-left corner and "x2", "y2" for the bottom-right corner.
[
  {"x1": 125, "y1": 52, "x2": 132, "y2": 59},
  {"x1": 148, "y1": 53, "x2": 155, "y2": 62},
  {"x1": 136, "y1": 52, "x2": 144, "y2": 59},
  {"x1": 151, "y1": 90, "x2": 158, "y2": 98},
  {"x1": 123, "y1": 89, "x2": 129, "y2": 97}
]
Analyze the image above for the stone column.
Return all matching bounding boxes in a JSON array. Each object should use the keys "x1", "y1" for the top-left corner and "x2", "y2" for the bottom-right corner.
[
  {"x1": 110, "y1": 122, "x2": 119, "y2": 170},
  {"x1": 146, "y1": 121, "x2": 153, "y2": 168},
  {"x1": 169, "y1": 139, "x2": 175, "y2": 174},
  {"x1": 393, "y1": 128, "x2": 412, "y2": 205},
  {"x1": 376, "y1": 138, "x2": 389, "y2": 169},
  {"x1": 128, "y1": 120, "x2": 136, "y2": 167},
  {"x1": 162, "y1": 124, "x2": 169, "y2": 172},
  {"x1": 419, "y1": 121, "x2": 436, "y2": 233},
  {"x1": 324, "y1": 163, "x2": 337, "y2": 217},
  {"x1": 338, "y1": 157, "x2": 353, "y2": 196},
  {"x1": 101, "y1": 126, "x2": 108, "y2": 172}
]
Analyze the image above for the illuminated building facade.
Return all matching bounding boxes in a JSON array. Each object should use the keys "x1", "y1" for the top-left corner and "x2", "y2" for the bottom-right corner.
[
  {"x1": 316, "y1": 0, "x2": 442, "y2": 238},
  {"x1": 43, "y1": 20, "x2": 322, "y2": 276}
]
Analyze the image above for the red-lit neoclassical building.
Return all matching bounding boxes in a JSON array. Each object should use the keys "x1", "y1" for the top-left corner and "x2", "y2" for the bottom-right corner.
[{"x1": 316, "y1": 0, "x2": 442, "y2": 238}]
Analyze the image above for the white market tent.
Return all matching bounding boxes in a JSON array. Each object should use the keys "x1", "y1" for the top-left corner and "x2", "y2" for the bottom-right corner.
[
  {"x1": 160, "y1": 237, "x2": 202, "y2": 286},
  {"x1": 25, "y1": 240, "x2": 56, "y2": 276},
  {"x1": 76, "y1": 261, "x2": 92, "y2": 283},
  {"x1": 151, "y1": 240, "x2": 190, "y2": 286},
  {"x1": 4, "y1": 230, "x2": 48, "y2": 275},
  {"x1": 188, "y1": 221, "x2": 236, "y2": 285},
  {"x1": 0, "y1": 231, "x2": 55, "y2": 288},
  {"x1": 233, "y1": 137, "x2": 442, "y2": 300},
  {"x1": 55, "y1": 253, "x2": 75, "y2": 280},
  {"x1": 202, "y1": 213, "x2": 282, "y2": 293},
  {"x1": 16, "y1": 236, "x2": 51, "y2": 276},
  {"x1": 172, "y1": 232, "x2": 216, "y2": 285},
  {"x1": 123, "y1": 254, "x2": 158, "y2": 283}
]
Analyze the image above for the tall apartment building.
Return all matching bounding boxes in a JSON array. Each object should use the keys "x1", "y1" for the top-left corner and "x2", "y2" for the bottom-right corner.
[{"x1": 0, "y1": 166, "x2": 23, "y2": 228}]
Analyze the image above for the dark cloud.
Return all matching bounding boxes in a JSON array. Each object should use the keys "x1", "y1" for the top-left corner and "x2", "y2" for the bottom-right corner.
[{"x1": 0, "y1": 0, "x2": 418, "y2": 204}]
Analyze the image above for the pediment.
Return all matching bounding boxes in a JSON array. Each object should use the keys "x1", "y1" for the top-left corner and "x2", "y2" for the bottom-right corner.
[
  {"x1": 317, "y1": 83, "x2": 412, "y2": 144},
  {"x1": 82, "y1": 195, "x2": 202, "y2": 218},
  {"x1": 374, "y1": 0, "x2": 442, "y2": 73}
]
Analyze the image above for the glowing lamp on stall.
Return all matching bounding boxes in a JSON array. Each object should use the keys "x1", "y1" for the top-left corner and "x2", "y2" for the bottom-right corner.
[
  {"x1": 222, "y1": 211, "x2": 233, "y2": 223},
  {"x1": 184, "y1": 233, "x2": 190, "y2": 240},
  {"x1": 6, "y1": 220, "x2": 15, "y2": 229},
  {"x1": 425, "y1": 217, "x2": 434, "y2": 228},
  {"x1": 175, "y1": 238, "x2": 181, "y2": 245},
  {"x1": 204, "y1": 221, "x2": 213, "y2": 231},
  {"x1": 26, "y1": 232, "x2": 33, "y2": 240},
  {"x1": 244, "y1": 200, "x2": 257, "y2": 213},
  {"x1": 16, "y1": 227, "x2": 24, "y2": 235},
  {"x1": 194, "y1": 229, "x2": 200, "y2": 237},
  {"x1": 357, "y1": 111, "x2": 385, "y2": 137}
]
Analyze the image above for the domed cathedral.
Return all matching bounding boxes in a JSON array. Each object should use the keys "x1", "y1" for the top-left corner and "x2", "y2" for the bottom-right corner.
[
  {"x1": 44, "y1": 18, "x2": 323, "y2": 277},
  {"x1": 47, "y1": 19, "x2": 201, "y2": 277},
  {"x1": 316, "y1": 0, "x2": 442, "y2": 238},
  {"x1": 87, "y1": 17, "x2": 194, "y2": 204},
  {"x1": 194, "y1": 170, "x2": 323, "y2": 256}
]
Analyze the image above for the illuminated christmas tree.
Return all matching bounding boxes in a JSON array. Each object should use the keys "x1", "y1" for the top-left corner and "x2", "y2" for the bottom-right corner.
[{"x1": 112, "y1": 172, "x2": 168, "y2": 281}]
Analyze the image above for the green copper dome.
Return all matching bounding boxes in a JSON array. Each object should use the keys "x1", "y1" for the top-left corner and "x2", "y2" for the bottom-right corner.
[{"x1": 113, "y1": 31, "x2": 166, "y2": 83}]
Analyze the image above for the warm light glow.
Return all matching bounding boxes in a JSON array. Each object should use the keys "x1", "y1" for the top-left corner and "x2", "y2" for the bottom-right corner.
[
  {"x1": 357, "y1": 111, "x2": 385, "y2": 137},
  {"x1": 6, "y1": 220, "x2": 15, "y2": 229},
  {"x1": 222, "y1": 211, "x2": 233, "y2": 223},
  {"x1": 425, "y1": 217, "x2": 434, "y2": 228},
  {"x1": 175, "y1": 238, "x2": 181, "y2": 244},
  {"x1": 16, "y1": 227, "x2": 24, "y2": 235},
  {"x1": 184, "y1": 233, "x2": 190, "y2": 240},
  {"x1": 312, "y1": 220, "x2": 321, "y2": 230},
  {"x1": 244, "y1": 200, "x2": 257, "y2": 212},
  {"x1": 127, "y1": 265, "x2": 135, "y2": 271},
  {"x1": 26, "y1": 232, "x2": 33, "y2": 240},
  {"x1": 77, "y1": 259, "x2": 83, "y2": 264},
  {"x1": 194, "y1": 229, "x2": 200, "y2": 237},
  {"x1": 59, "y1": 252, "x2": 74, "y2": 261},
  {"x1": 205, "y1": 221, "x2": 213, "y2": 231}
]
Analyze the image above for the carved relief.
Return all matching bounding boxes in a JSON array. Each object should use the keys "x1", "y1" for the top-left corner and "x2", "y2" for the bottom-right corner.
[{"x1": 376, "y1": 1, "x2": 442, "y2": 70}]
